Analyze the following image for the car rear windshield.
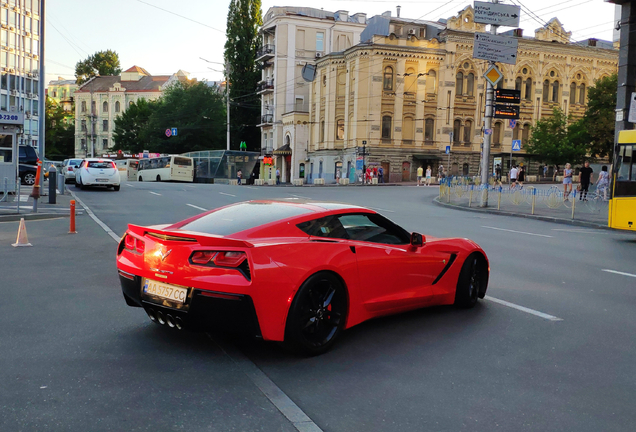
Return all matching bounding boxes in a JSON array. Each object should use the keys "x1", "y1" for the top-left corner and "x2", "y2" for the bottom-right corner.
[
  {"x1": 88, "y1": 161, "x2": 114, "y2": 169},
  {"x1": 179, "y1": 202, "x2": 314, "y2": 236}
]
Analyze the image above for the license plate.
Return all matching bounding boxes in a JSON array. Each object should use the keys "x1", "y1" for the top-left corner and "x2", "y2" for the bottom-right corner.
[
  {"x1": 96, "y1": 178, "x2": 109, "y2": 182},
  {"x1": 143, "y1": 279, "x2": 188, "y2": 303}
]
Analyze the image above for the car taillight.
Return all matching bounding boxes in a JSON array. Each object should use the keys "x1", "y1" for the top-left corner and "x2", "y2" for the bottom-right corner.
[
  {"x1": 125, "y1": 235, "x2": 135, "y2": 250},
  {"x1": 68, "y1": 167, "x2": 74, "y2": 172},
  {"x1": 191, "y1": 251, "x2": 216, "y2": 264},
  {"x1": 190, "y1": 251, "x2": 246, "y2": 267},
  {"x1": 110, "y1": 162, "x2": 117, "y2": 169},
  {"x1": 124, "y1": 234, "x2": 145, "y2": 254},
  {"x1": 136, "y1": 240, "x2": 145, "y2": 253}
]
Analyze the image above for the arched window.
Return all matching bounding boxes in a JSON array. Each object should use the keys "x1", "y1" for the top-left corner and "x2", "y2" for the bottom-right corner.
[
  {"x1": 424, "y1": 118, "x2": 435, "y2": 142},
  {"x1": 515, "y1": 77, "x2": 522, "y2": 91},
  {"x1": 455, "y1": 72, "x2": 463, "y2": 96},
  {"x1": 552, "y1": 80, "x2": 559, "y2": 103},
  {"x1": 543, "y1": 80, "x2": 550, "y2": 99},
  {"x1": 570, "y1": 82, "x2": 577, "y2": 104},
  {"x1": 320, "y1": 120, "x2": 325, "y2": 142},
  {"x1": 497, "y1": 74, "x2": 504, "y2": 89},
  {"x1": 404, "y1": 67, "x2": 416, "y2": 93},
  {"x1": 403, "y1": 116, "x2": 414, "y2": 141},
  {"x1": 522, "y1": 123, "x2": 530, "y2": 144},
  {"x1": 467, "y1": 73, "x2": 474, "y2": 96},
  {"x1": 453, "y1": 120, "x2": 461, "y2": 143},
  {"x1": 493, "y1": 122, "x2": 502, "y2": 145},
  {"x1": 115, "y1": 101, "x2": 120, "y2": 112},
  {"x1": 336, "y1": 119, "x2": 344, "y2": 140},
  {"x1": 383, "y1": 66, "x2": 393, "y2": 91},
  {"x1": 579, "y1": 83, "x2": 586, "y2": 104},
  {"x1": 81, "y1": 101, "x2": 86, "y2": 112},
  {"x1": 513, "y1": 123, "x2": 520, "y2": 140},
  {"x1": 425, "y1": 70, "x2": 436, "y2": 95},
  {"x1": 285, "y1": 134, "x2": 291, "y2": 146},
  {"x1": 102, "y1": 101, "x2": 108, "y2": 113},
  {"x1": 91, "y1": 101, "x2": 96, "y2": 113},
  {"x1": 382, "y1": 115, "x2": 392, "y2": 139},
  {"x1": 463, "y1": 119, "x2": 472, "y2": 143},
  {"x1": 462, "y1": 163, "x2": 469, "y2": 176},
  {"x1": 525, "y1": 78, "x2": 532, "y2": 100}
]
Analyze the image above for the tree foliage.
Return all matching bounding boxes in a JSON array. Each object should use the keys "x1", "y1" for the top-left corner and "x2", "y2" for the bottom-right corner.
[
  {"x1": 582, "y1": 73, "x2": 617, "y2": 160},
  {"x1": 45, "y1": 97, "x2": 75, "y2": 158},
  {"x1": 224, "y1": 0, "x2": 262, "y2": 151},
  {"x1": 525, "y1": 107, "x2": 590, "y2": 166},
  {"x1": 75, "y1": 50, "x2": 122, "y2": 84},
  {"x1": 112, "y1": 81, "x2": 227, "y2": 154}
]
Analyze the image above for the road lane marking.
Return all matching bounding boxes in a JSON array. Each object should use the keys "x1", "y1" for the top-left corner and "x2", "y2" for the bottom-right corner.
[
  {"x1": 486, "y1": 296, "x2": 563, "y2": 321},
  {"x1": 69, "y1": 191, "x2": 121, "y2": 242},
  {"x1": 482, "y1": 226, "x2": 553, "y2": 238},
  {"x1": 126, "y1": 183, "x2": 135, "y2": 187},
  {"x1": 186, "y1": 204, "x2": 207, "y2": 211},
  {"x1": 602, "y1": 269, "x2": 636, "y2": 278},
  {"x1": 290, "y1": 194, "x2": 310, "y2": 199},
  {"x1": 208, "y1": 334, "x2": 323, "y2": 432},
  {"x1": 219, "y1": 192, "x2": 236, "y2": 197},
  {"x1": 367, "y1": 206, "x2": 395, "y2": 213},
  {"x1": 552, "y1": 228, "x2": 608, "y2": 234},
  {"x1": 149, "y1": 191, "x2": 161, "y2": 196}
]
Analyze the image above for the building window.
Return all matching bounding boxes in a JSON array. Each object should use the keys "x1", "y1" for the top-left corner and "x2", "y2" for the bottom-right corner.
[
  {"x1": 493, "y1": 122, "x2": 502, "y2": 145},
  {"x1": 316, "y1": 32, "x2": 324, "y2": 52},
  {"x1": 513, "y1": 123, "x2": 520, "y2": 140},
  {"x1": 579, "y1": 83, "x2": 586, "y2": 104},
  {"x1": 463, "y1": 119, "x2": 472, "y2": 143},
  {"x1": 115, "y1": 101, "x2": 120, "y2": 112},
  {"x1": 453, "y1": 120, "x2": 461, "y2": 143},
  {"x1": 91, "y1": 101, "x2": 96, "y2": 114},
  {"x1": 525, "y1": 78, "x2": 532, "y2": 100},
  {"x1": 425, "y1": 70, "x2": 436, "y2": 94},
  {"x1": 515, "y1": 77, "x2": 522, "y2": 91},
  {"x1": 80, "y1": 139, "x2": 86, "y2": 149},
  {"x1": 497, "y1": 75, "x2": 504, "y2": 89},
  {"x1": 455, "y1": 72, "x2": 463, "y2": 96},
  {"x1": 543, "y1": 80, "x2": 550, "y2": 100},
  {"x1": 102, "y1": 139, "x2": 108, "y2": 149},
  {"x1": 467, "y1": 73, "x2": 474, "y2": 96},
  {"x1": 383, "y1": 66, "x2": 393, "y2": 91},
  {"x1": 103, "y1": 119, "x2": 108, "y2": 131},
  {"x1": 425, "y1": 118, "x2": 435, "y2": 141},
  {"x1": 522, "y1": 123, "x2": 530, "y2": 145},
  {"x1": 570, "y1": 82, "x2": 577, "y2": 104},
  {"x1": 81, "y1": 120, "x2": 86, "y2": 131},
  {"x1": 551, "y1": 80, "x2": 559, "y2": 103},
  {"x1": 103, "y1": 101, "x2": 108, "y2": 112},
  {"x1": 320, "y1": 120, "x2": 325, "y2": 142},
  {"x1": 336, "y1": 119, "x2": 344, "y2": 140},
  {"x1": 381, "y1": 115, "x2": 392, "y2": 139},
  {"x1": 81, "y1": 101, "x2": 86, "y2": 113},
  {"x1": 403, "y1": 116, "x2": 414, "y2": 141}
]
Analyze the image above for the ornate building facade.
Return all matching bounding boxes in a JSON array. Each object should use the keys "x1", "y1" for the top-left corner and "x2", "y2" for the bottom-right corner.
[{"x1": 306, "y1": 6, "x2": 618, "y2": 183}]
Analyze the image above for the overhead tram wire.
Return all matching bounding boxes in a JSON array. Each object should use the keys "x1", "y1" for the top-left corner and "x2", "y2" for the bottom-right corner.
[
  {"x1": 135, "y1": 0, "x2": 225, "y2": 34},
  {"x1": 47, "y1": 20, "x2": 84, "y2": 58}
]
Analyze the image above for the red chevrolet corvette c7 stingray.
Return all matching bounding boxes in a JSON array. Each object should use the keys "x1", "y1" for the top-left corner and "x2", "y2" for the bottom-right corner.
[{"x1": 116, "y1": 200, "x2": 489, "y2": 354}]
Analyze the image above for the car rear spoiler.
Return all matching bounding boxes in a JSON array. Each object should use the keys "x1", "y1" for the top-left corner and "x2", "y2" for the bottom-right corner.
[{"x1": 127, "y1": 224, "x2": 253, "y2": 249}]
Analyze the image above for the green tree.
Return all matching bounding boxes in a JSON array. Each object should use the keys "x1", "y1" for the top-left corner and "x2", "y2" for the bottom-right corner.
[
  {"x1": 75, "y1": 50, "x2": 122, "y2": 84},
  {"x1": 525, "y1": 107, "x2": 590, "y2": 166},
  {"x1": 112, "y1": 98, "x2": 156, "y2": 153},
  {"x1": 582, "y1": 73, "x2": 617, "y2": 160},
  {"x1": 45, "y1": 97, "x2": 75, "y2": 158},
  {"x1": 224, "y1": 0, "x2": 262, "y2": 151}
]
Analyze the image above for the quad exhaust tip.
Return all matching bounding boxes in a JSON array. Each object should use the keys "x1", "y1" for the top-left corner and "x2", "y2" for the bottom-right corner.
[{"x1": 146, "y1": 308, "x2": 184, "y2": 330}]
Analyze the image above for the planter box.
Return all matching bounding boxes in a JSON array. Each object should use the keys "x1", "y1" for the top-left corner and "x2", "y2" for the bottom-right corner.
[
  {"x1": 339, "y1": 178, "x2": 350, "y2": 185},
  {"x1": 267, "y1": 179, "x2": 276, "y2": 185},
  {"x1": 526, "y1": 175, "x2": 537, "y2": 182},
  {"x1": 229, "y1": 179, "x2": 238, "y2": 186},
  {"x1": 372, "y1": 177, "x2": 378, "y2": 185},
  {"x1": 254, "y1": 179, "x2": 265, "y2": 185},
  {"x1": 313, "y1": 178, "x2": 325, "y2": 185},
  {"x1": 293, "y1": 179, "x2": 304, "y2": 186}
]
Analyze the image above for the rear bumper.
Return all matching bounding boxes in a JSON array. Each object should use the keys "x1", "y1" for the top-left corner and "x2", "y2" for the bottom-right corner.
[{"x1": 119, "y1": 273, "x2": 262, "y2": 338}]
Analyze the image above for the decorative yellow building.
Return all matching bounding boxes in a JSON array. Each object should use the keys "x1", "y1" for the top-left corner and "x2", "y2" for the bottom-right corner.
[{"x1": 307, "y1": 6, "x2": 618, "y2": 183}]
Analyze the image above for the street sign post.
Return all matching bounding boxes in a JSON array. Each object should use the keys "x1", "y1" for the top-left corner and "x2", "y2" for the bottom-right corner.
[
  {"x1": 495, "y1": 89, "x2": 521, "y2": 104},
  {"x1": 473, "y1": 33, "x2": 519, "y2": 65},
  {"x1": 484, "y1": 128, "x2": 492, "y2": 135},
  {"x1": 512, "y1": 140, "x2": 522, "y2": 151},
  {"x1": 509, "y1": 119, "x2": 517, "y2": 129},
  {"x1": 171, "y1": 128, "x2": 178, "y2": 136},
  {"x1": 484, "y1": 65, "x2": 503, "y2": 87},
  {"x1": 445, "y1": 145, "x2": 450, "y2": 154},
  {"x1": 474, "y1": 1, "x2": 521, "y2": 27},
  {"x1": 165, "y1": 129, "x2": 172, "y2": 137}
]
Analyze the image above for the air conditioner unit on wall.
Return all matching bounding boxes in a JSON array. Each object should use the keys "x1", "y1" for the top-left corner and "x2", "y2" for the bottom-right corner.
[{"x1": 408, "y1": 29, "x2": 415, "y2": 35}]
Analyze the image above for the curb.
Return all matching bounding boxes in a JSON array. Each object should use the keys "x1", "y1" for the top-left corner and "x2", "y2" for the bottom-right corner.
[{"x1": 432, "y1": 197, "x2": 612, "y2": 230}]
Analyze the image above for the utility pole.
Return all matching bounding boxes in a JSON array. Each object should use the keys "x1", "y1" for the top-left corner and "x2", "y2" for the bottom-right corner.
[
  {"x1": 37, "y1": 0, "x2": 45, "y2": 160},
  {"x1": 480, "y1": 0, "x2": 499, "y2": 207},
  {"x1": 226, "y1": 62, "x2": 231, "y2": 151}
]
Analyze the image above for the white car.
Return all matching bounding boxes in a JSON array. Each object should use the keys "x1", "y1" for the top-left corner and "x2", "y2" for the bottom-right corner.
[
  {"x1": 75, "y1": 158, "x2": 121, "y2": 191},
  {"x1": 62, "y1": 158, "x2": 83, "y2": 183}
]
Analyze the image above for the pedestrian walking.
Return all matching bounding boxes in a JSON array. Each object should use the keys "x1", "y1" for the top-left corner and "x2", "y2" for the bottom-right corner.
[
  {"x1": 563, "y1": 163, "x2": 573, "y2": 200},
  {"x1": 578, "y1": 161, "x2": 593, "y2": 201},
  {"x1": 509, "y1": 165, "x2": 518, "y2": 186},
  {"x1": 425, "y1": 165, "x2": 432, "y2": 186},
  {"x1": 517, "y1": 165, "x2": 525, "y2": 187},
  {"x1": 553, "y1": 164, "x2": 559, "y2": 182},
  {"x1": 237, "y1": 169, "x2": 242, "y2": 185},
  {"x1": 336, "y1": 169, "x2": 341, "y2": 184},
  {"x1": 597, "y1": 165, "x2": 610, "y2": 200},
  {"x1": 276, "y1": 167, "x2": 281, "y2": 185},
  {"x1": 438, "y1": 164, "x2": 444, "y2": 183},
  {"x1": 378, "y1": 166, "x2": 384, "y2": 183},
  {"x1": 543, "y1": 165, "x2": 548, "y2": 179},
  {"x1": 365, "y1": 167, "x2": 372, "y2": 184},
  {"x1": 495, "y1": 164, "x2": 502, "y2": 182},
  {"x1": 417, "y1": 165, "x2": 424, "y2": 186}
]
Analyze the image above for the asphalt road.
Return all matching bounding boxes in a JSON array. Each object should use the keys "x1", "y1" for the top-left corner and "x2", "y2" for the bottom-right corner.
[{"x1": 1, "y1": 180, "x2": 635, "y2": 431}]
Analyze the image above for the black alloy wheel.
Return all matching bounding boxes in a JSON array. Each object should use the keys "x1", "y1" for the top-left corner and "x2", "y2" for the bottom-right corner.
[
  {"x1": 454, "y1": 253, "x2": 486, "y2": 308},
  {"x1": 22, "y1": 173, "x2": 35, "y2": 185},
  {"x1": 285, "y1": 272, "x2": 347, "y2": 355}
]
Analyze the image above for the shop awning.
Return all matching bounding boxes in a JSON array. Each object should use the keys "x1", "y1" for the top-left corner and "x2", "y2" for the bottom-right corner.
[{"x1": 273, "y1": 143, "x2": 292, "y2": 155}]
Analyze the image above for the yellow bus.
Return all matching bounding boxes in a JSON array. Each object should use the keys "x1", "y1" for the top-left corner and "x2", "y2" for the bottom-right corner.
[{"x1": 608, "y1": 130, "x2": 636, "y2": 231}]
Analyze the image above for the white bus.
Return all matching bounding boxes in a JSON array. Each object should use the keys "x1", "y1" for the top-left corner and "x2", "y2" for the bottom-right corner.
[{"x1": 137, "y1": 155, "x2": 194, "y2": 182}]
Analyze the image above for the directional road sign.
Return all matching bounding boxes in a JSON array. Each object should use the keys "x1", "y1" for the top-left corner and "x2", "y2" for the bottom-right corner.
[
  {"x1": 473, "y1": 33, "x2": 519, "y2": 65},
  {"x1": 165, "y1": 129, "x2": 172, "y2": 137},
  {"x1": 484, "y1": 128, "x2": 492, "y2": 135},
  {"x1": 445, "y1": 145, "x2": 451, "y2": 154},
  {"x1": 484, "y1": 65, "x2": 503, "y2": 87},
  {"x1": 512, "y1": 139, "x2": 522, "y2": 151},
  {"x1": 474, "y1": 1, "x2": 521, "y2": 27},
  {"x1": 171, "y1": 127, "x2": 178, "y2": 136}
]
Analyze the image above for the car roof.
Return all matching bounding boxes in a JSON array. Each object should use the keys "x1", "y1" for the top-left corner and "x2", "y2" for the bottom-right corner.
[{"x1": 84, "y1": 158, "x2": 114, "y2": 162}]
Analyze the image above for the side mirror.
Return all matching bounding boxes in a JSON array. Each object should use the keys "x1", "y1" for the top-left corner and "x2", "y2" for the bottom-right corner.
[{"x1": 410, "y1": 232, "x2": 425, "y2": 247}]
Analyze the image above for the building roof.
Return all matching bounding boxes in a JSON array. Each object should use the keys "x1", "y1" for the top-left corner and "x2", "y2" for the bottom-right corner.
[
  {"x1": 75, "y1": 75, "x2": 171, "y2": 93},
  {"x1": 123, "y1": 65, "x2": 151, "y2": 75}
]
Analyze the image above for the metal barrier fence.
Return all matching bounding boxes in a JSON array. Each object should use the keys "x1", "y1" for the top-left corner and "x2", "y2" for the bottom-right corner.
[{"x1": 438, "y1": 179, "x2": 610, "y2": 223}]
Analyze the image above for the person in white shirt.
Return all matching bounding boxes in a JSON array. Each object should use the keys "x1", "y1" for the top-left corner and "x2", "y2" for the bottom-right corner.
[{"x1": 509, "y1": 165, "x2": 518, "y2": 186}]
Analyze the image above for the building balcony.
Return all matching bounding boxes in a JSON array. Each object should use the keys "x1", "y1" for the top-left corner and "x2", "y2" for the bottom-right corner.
[
  {"x1": 259, "y1": 61, "x2": 274, "y2": 70},
  {"x1": 261, "y1": 147, "x2": 274, "y2": 156},
  {"x1": 258, "y1": 114, "x2": 274, "y2": 126},
  {"x1": 257, "y1": 79, "x2": 274, "y2": 94},
  {"x1": 256, "y1": 44, "x2": 275, "y2": 61}
]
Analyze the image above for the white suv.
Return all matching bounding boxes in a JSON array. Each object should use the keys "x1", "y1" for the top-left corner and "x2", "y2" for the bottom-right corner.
[{"x1": 75, "y1": 158, "x2": 121, "y2": 191}]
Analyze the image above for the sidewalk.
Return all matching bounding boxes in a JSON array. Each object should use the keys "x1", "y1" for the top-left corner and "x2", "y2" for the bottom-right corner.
[{"x1": 0, "y1": 185, "x2": 80, "y2": 222}]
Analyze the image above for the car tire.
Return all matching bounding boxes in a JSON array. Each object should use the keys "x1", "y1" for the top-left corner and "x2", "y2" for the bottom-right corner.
[
  {"x1": 454, "y1": 253, "x2": 488, "y2": 309},
  {"x1": 22, "y1": 173, "x2": 36, "y2": 186},
  {"x1": 114, "y1": 185, "x2": 120, "y2": 191},
  {"x1": 156, "y1": 175, "x2": 161, "y2": 181},
  {"x1": 284, "y1": 271, "x2": 347, "y2": 356},
  {"x1": 75, "y1": 177, "x2": 82, "y2": 188},
  {"x1": 138, "y1": 176, "x2": 143, "y2": 182}
]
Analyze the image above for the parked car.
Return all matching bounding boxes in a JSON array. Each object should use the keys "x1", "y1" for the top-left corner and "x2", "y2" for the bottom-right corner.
[
  {"x1": 75, "y1": 158, "x2": 121, "y2": 190},
  {"x1": 61, "y1": 158, "x2": 83, "y2": 183},
  {"x1": 18, "y1": 145, "x2": 39, "y2": 185},
  {"x1": 116, "y1": 201, "x2": 490, "y2": 355}
]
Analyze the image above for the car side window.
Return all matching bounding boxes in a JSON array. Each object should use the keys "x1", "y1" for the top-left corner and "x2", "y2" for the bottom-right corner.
[
  {"x1": 19, "y1": 147, "x2": 26, "y2": 159},
  {"x1": 337, "y1": 214, "x2": 409, "y2": 245},
  {"x1": 296, "y1": 216, "x2": 350, "y2": 239}
]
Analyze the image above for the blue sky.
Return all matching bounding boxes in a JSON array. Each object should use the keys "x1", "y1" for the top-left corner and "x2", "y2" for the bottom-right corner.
[{"x1": 45, "y1": 0, "x2": 618, "y2": 86}]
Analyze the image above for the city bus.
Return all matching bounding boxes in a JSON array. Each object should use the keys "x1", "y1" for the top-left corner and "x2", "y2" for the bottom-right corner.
[
  {"x1": 608, "y1": 130, "x2": 636, "y2": 231},
  {"x1": 137, "y1": 155, "x2": 194, "y2": 182}
]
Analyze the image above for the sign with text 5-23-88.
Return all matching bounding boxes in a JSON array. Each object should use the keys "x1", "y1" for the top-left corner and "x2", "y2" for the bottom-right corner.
[
  {"x1": 473, "y1": 33, "x2": 519, "y2": 65},
  {"x1": 473, "y1": 1, "x2": 521, "y2": 27}
]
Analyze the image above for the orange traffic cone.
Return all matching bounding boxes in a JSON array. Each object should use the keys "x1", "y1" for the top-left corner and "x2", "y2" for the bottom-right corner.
[{"x1": 12, "y1": 217, "x2": 32, "y2": 247}]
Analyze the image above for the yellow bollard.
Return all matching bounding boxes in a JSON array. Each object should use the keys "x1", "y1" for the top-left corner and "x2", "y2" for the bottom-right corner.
[{"x1": 497, "y1": 187, "x2": 502, "y2": 210}]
